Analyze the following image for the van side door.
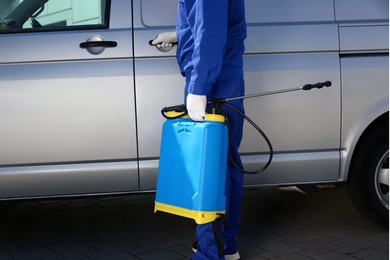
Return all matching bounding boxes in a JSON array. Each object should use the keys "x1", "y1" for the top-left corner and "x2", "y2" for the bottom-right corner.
[
  {"x1": 133, "y1": 0, "x2": 341, "y2": 189},
  {"x1": 0, "y1": 0, "x2": 138, "y2": 199}
]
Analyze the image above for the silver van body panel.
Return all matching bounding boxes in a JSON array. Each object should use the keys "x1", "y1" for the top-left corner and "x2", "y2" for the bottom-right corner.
[
  {"x1": 339, "y1": 25, "x2": 389, "y2": 53},
  {"x1": 0, "y1": 60, "x2": 137, "y2": 165},
  {"x1": 0, "y1": 161, "x2": 139, "y2": 199},
  {"x1": 245, "y1": 24, "x2": 339, "y2": 54},
  {"x1": 334, "y1": 0, "x2": 388, "y2": 21},
  {"x1": 339, "y1": 55, "x2": 389, "y2": 181},
  {"x1": 0, "y1": 30, "x2": 133, "y2": 64},
  {"x1": 245, "y1": 0, "x2": 335, "y2": 23},
  {"x1": 240, "y1": 52, "x2": 341, "y2": 185}
]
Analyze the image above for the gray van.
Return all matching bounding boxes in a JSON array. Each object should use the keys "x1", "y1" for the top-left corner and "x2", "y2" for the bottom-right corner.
[{"x1": 0, "y1": 0, "x2": 388, "y2": 226}]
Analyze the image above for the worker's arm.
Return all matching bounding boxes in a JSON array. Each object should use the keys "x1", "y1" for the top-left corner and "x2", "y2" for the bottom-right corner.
[{"x1": 187, "y1": 0, "x2": 229, "y2": 95}]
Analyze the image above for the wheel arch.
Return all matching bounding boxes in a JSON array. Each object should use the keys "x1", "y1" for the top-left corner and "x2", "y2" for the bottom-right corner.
[{"x1": 344, "y1": 111, "x2": 389, "y2": 183}]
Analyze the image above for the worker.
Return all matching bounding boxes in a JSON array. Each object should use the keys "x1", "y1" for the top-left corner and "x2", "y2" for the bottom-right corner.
[{"x1": 152, "y1": 0, "x2": 246, "y2": 259}]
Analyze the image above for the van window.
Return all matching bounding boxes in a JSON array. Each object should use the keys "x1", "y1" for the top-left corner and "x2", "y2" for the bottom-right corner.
[{"x1": 0, "y1": 0, "x2": 110, "y2": 33}]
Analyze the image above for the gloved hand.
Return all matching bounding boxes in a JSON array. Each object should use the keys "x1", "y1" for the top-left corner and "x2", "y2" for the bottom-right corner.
[
  {"x1": 151, "y1": 31, "x2": 177, "y2": 48},
  {"x1": 186, "y1": 94, "x2": 207, "y2": 122}
]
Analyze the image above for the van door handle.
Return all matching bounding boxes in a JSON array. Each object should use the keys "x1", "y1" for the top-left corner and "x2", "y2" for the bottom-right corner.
[
  {"x1": 80, "y1": 35, "x2": 117, "y2": 55},
  {"x1": 79, "y1": 41, "x2": 117, "y2": 49},
  {"x1": 149, "y1": 39, "x2": 177, "y2": 52}
]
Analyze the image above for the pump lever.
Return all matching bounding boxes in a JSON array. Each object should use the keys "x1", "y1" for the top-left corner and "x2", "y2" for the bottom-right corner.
[
  {"x1": 161, "y1": 104, "x2": 186, "y2": 113},
  {"x1": 161, "y1": 104, "x2": 187, "y2": 119}
]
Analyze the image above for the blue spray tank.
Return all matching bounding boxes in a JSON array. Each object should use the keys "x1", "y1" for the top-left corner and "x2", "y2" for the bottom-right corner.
[
  {"x1": 154, "y1": 81, "x2": 332, "y2": 224},
  {"x1": 155, "y1": 109, "x2": 229, "y2": 224}
]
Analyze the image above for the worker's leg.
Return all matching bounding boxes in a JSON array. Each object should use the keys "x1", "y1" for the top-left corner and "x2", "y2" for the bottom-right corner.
[
  {"x1": 192, "y1": 221, "x2": 225, "y2": 260},
  {"x1": 211, "y1": 79, "x2": 245, "y2": 255}
]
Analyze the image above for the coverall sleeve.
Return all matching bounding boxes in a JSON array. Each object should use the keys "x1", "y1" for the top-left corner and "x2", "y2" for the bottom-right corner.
[{"x1": 187, "y1": 0, "x2": 228, "y2": 95}]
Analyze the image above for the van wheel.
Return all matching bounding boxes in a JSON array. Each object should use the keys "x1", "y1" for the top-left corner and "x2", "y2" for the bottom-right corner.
[{"x1": 347, "y1": 124, "x2": 389, "y2": 228}]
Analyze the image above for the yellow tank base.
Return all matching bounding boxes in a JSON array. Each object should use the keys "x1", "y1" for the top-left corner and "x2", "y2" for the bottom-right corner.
[{"x1": 154, "y1": 202, "x2": 225, "y2": 224}]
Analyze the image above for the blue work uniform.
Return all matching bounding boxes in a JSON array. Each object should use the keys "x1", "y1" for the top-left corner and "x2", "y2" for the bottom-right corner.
[{"x1": 176, "y1": 0, "x2": 246, "y2": 259}]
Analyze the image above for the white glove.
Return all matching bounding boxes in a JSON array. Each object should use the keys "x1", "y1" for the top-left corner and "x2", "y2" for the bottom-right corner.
[
  {"x1": 186, "y1": 94, "x2": 207, "y2": 122},
  {"x1": 151, "y1": 31, "x2": 177, "y2": 48}
]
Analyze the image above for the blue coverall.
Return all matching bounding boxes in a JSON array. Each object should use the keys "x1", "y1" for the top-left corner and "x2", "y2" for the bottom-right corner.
[{"x1": 176, "y1": 0, "x2": 247, "y2": 259}]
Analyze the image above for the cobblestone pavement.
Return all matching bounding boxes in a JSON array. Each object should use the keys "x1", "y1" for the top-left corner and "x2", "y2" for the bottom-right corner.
[{"x1": 0, "y1": 185, "x2": 388, "y2": 260}]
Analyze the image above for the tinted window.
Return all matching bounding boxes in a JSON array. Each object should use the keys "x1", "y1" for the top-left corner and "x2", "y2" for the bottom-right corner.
[{"x1": 0, "y1": 0, "x2": 109, "y2": 33}]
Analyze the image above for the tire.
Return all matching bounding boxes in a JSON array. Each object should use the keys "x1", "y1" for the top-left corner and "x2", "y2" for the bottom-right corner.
[{"x1": 347, "y1": 124, "x2": 389, "y2": 228}]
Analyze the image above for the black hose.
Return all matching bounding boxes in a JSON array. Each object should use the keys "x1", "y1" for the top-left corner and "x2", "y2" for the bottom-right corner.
[{"x1": 220, "y1": 103, "x2": 273, "y2": 174}]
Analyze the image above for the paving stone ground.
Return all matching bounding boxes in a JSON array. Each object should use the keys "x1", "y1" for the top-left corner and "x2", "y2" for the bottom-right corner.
[{"x1": 0, "y1": 185, "x2": 388, "y2": 259}]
